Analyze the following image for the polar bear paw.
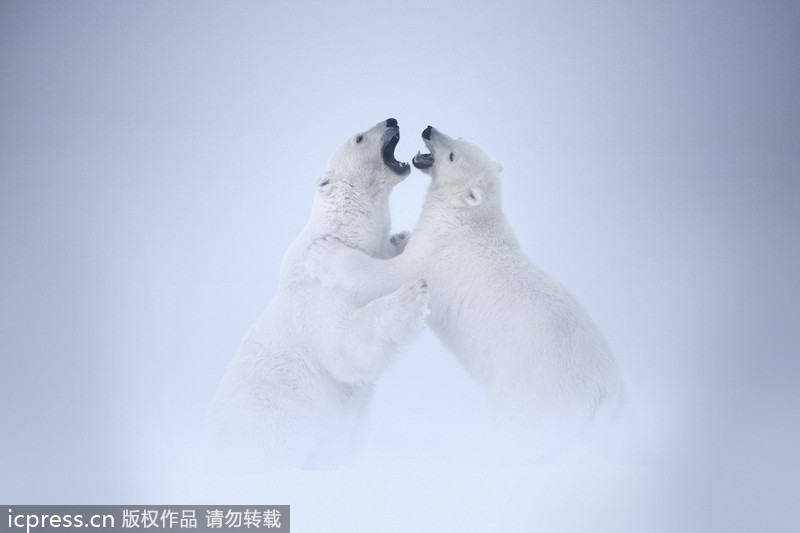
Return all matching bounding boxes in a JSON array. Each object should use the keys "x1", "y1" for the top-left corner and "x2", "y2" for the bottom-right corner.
[
  {"x1": 397, "y1": 278, "x2": 431, "y2": 324},
  {"x1": 389, "y1": 231, "x2": 411, "y2": 256}
]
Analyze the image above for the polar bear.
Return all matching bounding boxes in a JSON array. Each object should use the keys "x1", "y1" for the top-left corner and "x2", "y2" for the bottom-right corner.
[
  {"x1": 306, "y1": 126, "x2": 632, "y2": 461},
  {"x1": 206, "y1": 119, "x2": 429, "y2": 471}
]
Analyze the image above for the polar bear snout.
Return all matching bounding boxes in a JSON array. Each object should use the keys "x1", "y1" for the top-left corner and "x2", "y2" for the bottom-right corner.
[
  {"x1": 413, "y1": 125, "x2": 441, "y2": 170},
  {"x1": 420, "y1": 125, "x2": 454, "y2": 146},
  {"x1": 386, "y1": 118, "x2": 398, "y2": 128}
]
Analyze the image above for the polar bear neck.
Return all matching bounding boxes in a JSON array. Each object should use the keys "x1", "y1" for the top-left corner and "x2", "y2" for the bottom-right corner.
[{"x1": 315, "y1": 191, "x2": 393, "y2": 254}]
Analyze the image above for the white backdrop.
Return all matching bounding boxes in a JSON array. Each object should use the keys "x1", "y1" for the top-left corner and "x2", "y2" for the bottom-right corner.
[{"x1": 2, "y1": 1, "x2": 798, "y2": 530}]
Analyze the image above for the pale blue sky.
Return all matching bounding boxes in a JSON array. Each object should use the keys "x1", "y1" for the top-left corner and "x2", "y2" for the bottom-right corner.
[{"x1": 1, "y1": 1, "x2": 798, "y2": 528}]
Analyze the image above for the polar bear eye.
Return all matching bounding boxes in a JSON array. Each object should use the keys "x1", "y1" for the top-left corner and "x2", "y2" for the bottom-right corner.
[
  {"x1": 449, "y1": 152, "x2": 455, "y2": 162},
  {"x1": 356, "y1": 135, "x2": 363, "y2": 144}
]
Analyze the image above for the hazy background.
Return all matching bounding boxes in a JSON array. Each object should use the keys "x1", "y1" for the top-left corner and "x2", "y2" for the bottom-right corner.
[{"x1": 2, "y1": 1, "x2": 798, "y2": 530}]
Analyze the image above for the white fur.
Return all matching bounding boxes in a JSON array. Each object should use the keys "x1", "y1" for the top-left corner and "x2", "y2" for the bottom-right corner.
[
  {"x1": 306, "y1": 127, "x2": 633, "y2": 462},
  {"x1": 207, "y1": 120, "x2": 429, "y2": 470}
]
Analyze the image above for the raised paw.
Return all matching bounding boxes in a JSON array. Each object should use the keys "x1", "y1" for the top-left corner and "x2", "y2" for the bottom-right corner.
[
  {"x1": 389, "y1": 231, "x2": 411, "y2": 256},
  {"x1": 399, "y1": 278, "x2": 431, "y2": 322}
]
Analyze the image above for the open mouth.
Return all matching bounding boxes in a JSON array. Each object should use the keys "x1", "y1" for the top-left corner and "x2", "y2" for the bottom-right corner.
[
  {"x1": 412, "y1": 151, "x2": 434, "y2": 169},
  {"x1": 412, "y1": 126, "x2": 435, "y2": 169},
  {"x1": 382, "y1": 133, "x2": 410, "y2": 175}
]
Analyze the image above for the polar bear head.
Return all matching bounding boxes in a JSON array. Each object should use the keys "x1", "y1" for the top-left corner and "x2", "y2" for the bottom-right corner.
[
  {"x1": 311, "y1": 119, "x2": 411, "y2": 251},
  {"x1": 317, "y1": 118, "x2": 410, "y2": 201},
  {"x1": 412, "y1": 126, "x2": 503, "y2": 209}
]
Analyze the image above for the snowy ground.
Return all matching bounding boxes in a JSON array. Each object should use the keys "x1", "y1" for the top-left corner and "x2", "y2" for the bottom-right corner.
[{"x1": 2, "y1": 1, "x2": 798, "y2": 530}]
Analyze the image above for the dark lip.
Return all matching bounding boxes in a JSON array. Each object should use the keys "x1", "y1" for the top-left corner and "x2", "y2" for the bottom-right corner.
[
  {"x1": 412, "y1": 151, "x2": 434, "y2": 169},
  {"x1": 382, "y1": 131, "x2": 410, "y2": 175}
]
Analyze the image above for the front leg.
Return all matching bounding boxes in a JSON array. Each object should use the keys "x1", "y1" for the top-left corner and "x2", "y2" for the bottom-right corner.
[
  {"x1": 320, "y1": 279, "x2": 430, "y2": 384},
  {"x1": 305, "y1": 236, "x2": 399, "y2": 297}
]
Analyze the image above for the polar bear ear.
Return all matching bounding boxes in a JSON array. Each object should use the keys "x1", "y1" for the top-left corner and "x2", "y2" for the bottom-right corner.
[{"x1": 465, "y1": 187, "x2": 483, "y2": 207}]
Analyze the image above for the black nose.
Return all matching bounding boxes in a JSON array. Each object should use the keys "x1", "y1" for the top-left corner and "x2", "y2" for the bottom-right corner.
[
  {"x1": 386, "y1": 118, "x2": 398, "y2": 128},
  {"x1": 422, "y1": 126, "x2": 433, "y2": 140}
]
